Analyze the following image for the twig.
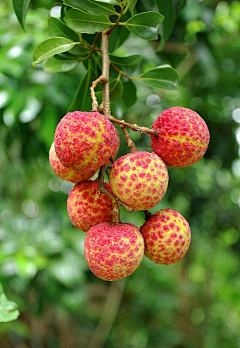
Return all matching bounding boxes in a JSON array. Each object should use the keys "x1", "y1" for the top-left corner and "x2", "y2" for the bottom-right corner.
[
  {"x1": 143, "y1": 210, "x2": 152, "y2": 220},
  {"x1": 90, "y1": 30, "x2": 110, "y2": 112},
  {"x1": 97, "y1": 167, "x2": 133, "y2": 223},
  {"x1": 110, "y1": 62, "x2": 132, "y2": 80},
  {"x1": 120, "y1": 126, "x2": 136, "y2": 153},
  {"x1": 109, "y1": 116, "x2": 157, "y2": 135}
]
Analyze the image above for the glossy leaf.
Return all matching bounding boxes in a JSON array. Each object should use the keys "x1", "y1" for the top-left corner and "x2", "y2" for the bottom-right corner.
[
  {"x1": 48, "y1": 17, "x2": 79, "y2": 42},
  {"x1": 64, "y1": 9, "x2": 112, "y2": 34},
  {"x1": 111, "y1": 79, "x2": 137, "y2": 117},
  {"x1": 43, "y1": 58, "x2": 79, "y2": 73},
  {"x1": 128, "y1": 0, "x2": 138, "y2": 15},
  {"x1": 122, "y1": 11, "x2": 164, "y2": 40},
  {"x1": 64, "y1": 0, "x2": 116, "y2": 15},
  {"x1": 95, "y1": 0, "x2": 121, "y2": 4},
  {"x1": 12, "y1": 0, "x2": 31, "y2": 29},
  {"x1": 156, "y1": 0, "x2": 176, "y2": 50},
  {"x1": 68, "y1": 61, "x2": 98, "y2": 112},
  {"x1": 0, "y1": 285, "x2": 19, "y2": 323},
  {"x1": 121, "y1": 79, "x2": 137, "y2": 109},
  {"x1": 110, "y1": 54, "x2": 142, "y2": 66},
  {"x1": 137, "y1": 65, "x2": 178, "y2": 90},
  {"x1": 33, "y1": 37, "x2": 76, "y2": 66}
]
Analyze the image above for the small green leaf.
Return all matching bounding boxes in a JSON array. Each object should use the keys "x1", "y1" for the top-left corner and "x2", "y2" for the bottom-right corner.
[
  {"x1": 137, "y1": 65, "x2": 178, "y2": 90},
  {"x1": 64, "y1": 9, "x2": 112, "y2": 34},
  {"x1": 33, "y1": 37, "x2": 76, "y2": 66},
  {"x1": 0, "y1": 285, "x2": 19, "y2": 323},
  {"x1": 122, "y1": 79, "x2": 137, "y2": 109},
  {"x1": 110, "y1": 54, "x2": 142, "y2": 66},
  {"x1": 64, "y1": 0, "x2": 116, "y2": 15},
  {"x1": 111, "y1": 80, "x2": 137, "y2": 117},
  {"x1": 48, "y1": 17, "x2": 79, "y2": 42},
  {"x1": 68, "y1": 61, "x2": 98, "y2": 112},
  {"x1": 12, "y1": 0, "x2": 31, "y2": 29},
  {"x1": 122, "y1": 11, "x2": 164, "y2": 40},
  {"x1": 128, "y1": 0, "x2": 137, "y2": 15},
  {"x1": 43, "y1": 58, "x2": 79, "y2": 73},
  {"x1": 95, "y1": 0, "x2": 121, "y2": 4},
  {"x1": 156, "y1": 0, "x2": 176, "y2": 51}
]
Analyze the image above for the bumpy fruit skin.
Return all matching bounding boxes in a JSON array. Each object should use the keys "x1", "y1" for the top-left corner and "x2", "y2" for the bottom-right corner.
[
  {"x1": 151, "y1": 107, "x2": 210, "y2": 167},
  {"x1": 54, "y1": 111, "x2": 116, "y2": 171},
  {"x1": 84, "y1": 222, "x2": 145, "y2": 281},
  {"x1": 111, "y1": 128, "x2": 120, "y2": 160},
  {"x1": 109, "y1": 151, "x2": 168, "y2": 211},
  {"x1": 67, "y1": 180, "x2": 114, "y2": 232},
  {"x1": 49, "y1": 143, "x2": 97, "y2": 183},
  {"x1": 140, "y1": 208, "x2": 191, "y2": 265}
]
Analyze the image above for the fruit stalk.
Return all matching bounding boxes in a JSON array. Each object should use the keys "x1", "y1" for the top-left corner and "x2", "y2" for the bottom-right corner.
[{"x1": 97, "y1": 166, "x2": 133, "y2": 223}]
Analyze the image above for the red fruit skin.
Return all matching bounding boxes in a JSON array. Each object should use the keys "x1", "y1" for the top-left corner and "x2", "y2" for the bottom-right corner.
[
  {"x1": 67, "y1": 181, "x2": 114, "y2": 232},
  {"x1": 54, "y1": 111, "x2": 116, "y2": 171},
  {"x1": 109, "y1": 151, "x2": 168, "y2": 211},
  {"x1": 151, "y1": 107, "x2": 210, "y2": 167},
  {"x1": 84, "y1": 222, "x2": 145, "y2": 281},
  {"x1": 49, "y1": 143, "x2": 97, "y2": 183},
  {"x1": 140, "y1": 208, "x2": 191, "y2": 265}
]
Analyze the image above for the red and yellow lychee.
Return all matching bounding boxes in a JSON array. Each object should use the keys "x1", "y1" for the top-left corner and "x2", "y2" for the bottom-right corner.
[
  {"x1": 109, "y1": 151, "x2": 168, "y2": 211},
  {"x1": 67, "y1": 180, "x2": 114, "y2": 232},
  {"x1": 84, "y1": 222, "x2": 145, "y2": 281},
  {"x1": 140, "y1": 208, "x2": 191, "y2": 265},
  {"x1": 54, "y1": 111, "x2": 116, "y2": 172},
  {"x1": 151, "y1": 107, "x2": 210, "y2": 167},
  {"x1": 49, "y1": 142, "x2": 97, "y2": 183}
]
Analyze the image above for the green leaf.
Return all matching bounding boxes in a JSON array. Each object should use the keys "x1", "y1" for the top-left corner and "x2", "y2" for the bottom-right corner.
[
  {"x1": 111, "y1": 80, "x2": 137, "y2": 117},
  {"x1": 128, "y1": 0, "x2": 138, "y2": 15},
  {"x1": 122, "y1": 11, "x2": 164, "y2": 40},
  {"x1": 110, "y1": 54, "x2": 142, "y2": 66},
  {"x1": 64, "y1": 0, "x2": 116, "y2": 15},
  {"x1": 68, "y1": 61, "x2": 98, "y2": 112},
  {"x1": 0, "y1": 284, "x2": 19, "y2": 323},
  {"x1": 137, "y1": 65, "x2": 178, "y2": 90},
  {"x1": 33, "y1": 37, "x2": 76, "y2": 66},
  {"x1": 43, "y1": 58, "x2": 79, "y2": 73},
  {"x1": 12, "y1": 0, "x2": 31, "y2": 29},
  {"x1": 109, "y1": 24, "x2": 130, "y2": 53},
  {"x1": 64, "y1": 9, "x2": 112, "y2": 34},
  {"x1": 48, "y1": 17, "x2": 79, "y2": 42},
  {"x1": 95, "y1": 0, "x2": 121, "y2": 4},
  {"x1": 122, "y1": 79, "x2": 137, "y2": 109},
  {"x1": 156, "y1": 0, "x2": 176, "y2": 50},
  {"x1": 96, "y1": 79, "x2": 124, "y2": 103}
]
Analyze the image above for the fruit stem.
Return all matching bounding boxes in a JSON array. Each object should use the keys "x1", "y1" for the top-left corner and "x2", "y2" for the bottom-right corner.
[
  {"x1": 97, "y1": 166, "x2": 133, "y2": 223},
  {"x1": 143, "y1": 210, "x2": 152, "y2": 220},
  {"x1": 120, "y1": 125, "x2": 136, "y2": 153}
]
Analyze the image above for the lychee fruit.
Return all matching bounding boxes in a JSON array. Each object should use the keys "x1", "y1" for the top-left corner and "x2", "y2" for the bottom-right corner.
[
  {"x1": 108, "y1": 128, "x2": 120, "y2": 163},
  {"x1": 109, "y1": 151, "x2": 168, "y2": 211},
  {"x1": 84, "y1": 222, "x2": 145, "y2": 281},
  {"x1": 49, "y1": 143, "x2": 97, "y2": 183},
  {"x1": 54, "y1": 111, "x2": 116, "y2": 172},
  {"x1": 67, "y1": 180, "x2": 114, "y2": 232},
  {"x1": 151, "y1": 107, "x2": 210, "y2": 167},
  {"x1": 140, "y1": 208, "x2": 191, "y2": 265}
]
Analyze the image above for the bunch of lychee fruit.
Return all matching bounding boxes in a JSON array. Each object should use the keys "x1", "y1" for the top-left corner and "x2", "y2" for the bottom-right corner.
[{"x1": 49, "y1": 107, "x2": 210, "y2": 281}]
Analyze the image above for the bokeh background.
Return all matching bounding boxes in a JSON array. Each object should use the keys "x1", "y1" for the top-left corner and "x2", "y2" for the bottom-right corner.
[{"x1": 1, "y1": 0, "x2": 240, "y2": 347}]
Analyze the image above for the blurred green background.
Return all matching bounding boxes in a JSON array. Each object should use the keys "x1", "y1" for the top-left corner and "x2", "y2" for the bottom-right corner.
[{"x1": 1, "y1": 0, "x2": 240, "y2": 347}]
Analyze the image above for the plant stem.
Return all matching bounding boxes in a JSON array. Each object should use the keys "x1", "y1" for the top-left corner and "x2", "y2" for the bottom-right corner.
[
  {"x1": 97, "y1": 166, "x2": 133, "y2": 223},
  {"x1": 120, "y1": 126, "x2": 136, "y2": 152}
]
